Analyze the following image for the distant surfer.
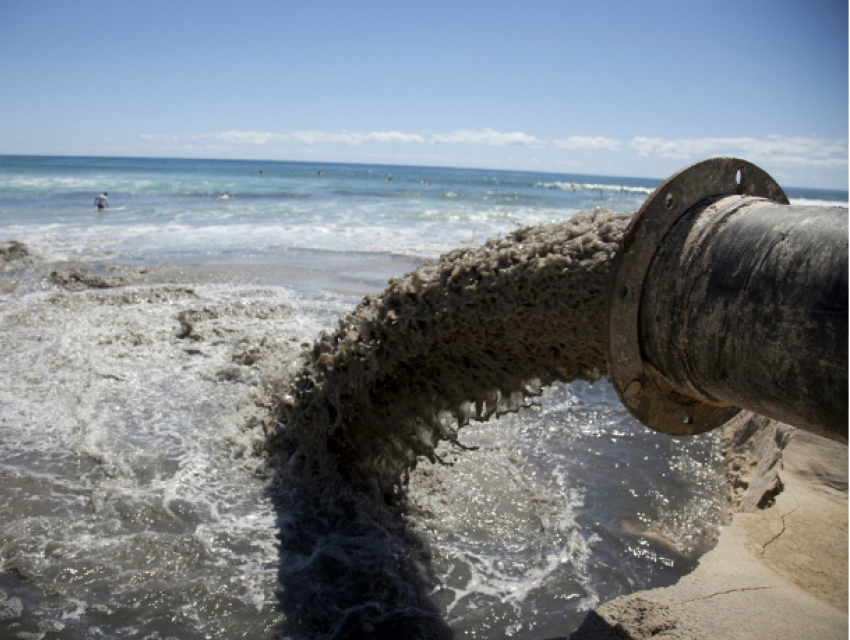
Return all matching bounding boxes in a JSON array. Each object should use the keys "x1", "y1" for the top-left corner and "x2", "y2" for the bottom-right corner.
[
  {"x1": 218, "y1": 192, "x2": 232, "y2": 200},
  {"x1": 94, "y1": 192, "x2": 109, "y2": 210}
]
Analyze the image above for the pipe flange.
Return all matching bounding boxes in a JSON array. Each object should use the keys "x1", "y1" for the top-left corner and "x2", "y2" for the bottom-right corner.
[{"x1": 606, "y1": 157, "x2": 789, "y2": 435}]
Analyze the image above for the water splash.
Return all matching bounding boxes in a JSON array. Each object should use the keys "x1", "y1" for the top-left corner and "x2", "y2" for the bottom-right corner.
[{"x1": 269, "y1": 208, "x2": 632, "y2": 638}]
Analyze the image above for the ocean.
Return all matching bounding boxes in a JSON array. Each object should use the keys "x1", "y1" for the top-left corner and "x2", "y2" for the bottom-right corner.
[{"x1": 1, "y1": 155, "x2": 846, "y2": 639}]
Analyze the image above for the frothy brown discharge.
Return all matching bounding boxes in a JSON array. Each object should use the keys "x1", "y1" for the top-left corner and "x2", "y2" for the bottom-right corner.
[
  {"x1": 269, "y1": 208, "x2": 632, "y2": 639},
  {"x1": 271, "y1": 208, "x2": 630, "y2": 497}
]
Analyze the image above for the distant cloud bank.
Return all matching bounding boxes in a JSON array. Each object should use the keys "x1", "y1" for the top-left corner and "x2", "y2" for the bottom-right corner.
[
  {"x1": 141, "y1": 129, "x2": 848, "y2": 169},
  {"x1": 553, "y1": 136, "x2": 622, "y2": 151},
  {"x1": 631, "y1": 135, "x2": 848, "y2": 168},
  {"x1": 429, "y1": 128, "x2": 543, "y2": 146},
  {"x1": 144, "y1": 130, "x2": 427, "y2": 146}
]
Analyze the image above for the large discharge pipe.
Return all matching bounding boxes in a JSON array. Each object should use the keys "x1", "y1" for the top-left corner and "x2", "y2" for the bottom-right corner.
[{"x1": 606, "y1": 158, "x2": 847, "y2": 441}]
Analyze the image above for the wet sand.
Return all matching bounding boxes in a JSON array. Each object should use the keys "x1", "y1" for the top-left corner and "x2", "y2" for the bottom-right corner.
[
  {"x1": 571, "y1": 413, "x2": 848, "y2": 640},
  {"x1": 2, "y1": 239, "x2": 423, "y2": 298},
  {"x1": 142, "y1": 249, "x2": 425, "y2": 297}
]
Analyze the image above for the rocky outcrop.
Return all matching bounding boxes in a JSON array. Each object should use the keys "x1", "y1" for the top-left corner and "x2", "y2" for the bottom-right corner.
[{"x1": 49, "y1": 269, "x2": 128, "y2": 290}]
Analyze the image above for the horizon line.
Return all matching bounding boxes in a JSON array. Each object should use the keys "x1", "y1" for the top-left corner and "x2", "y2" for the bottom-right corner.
[{"x1": 2, "y1": 152, "x2": 847, "y2": 195}]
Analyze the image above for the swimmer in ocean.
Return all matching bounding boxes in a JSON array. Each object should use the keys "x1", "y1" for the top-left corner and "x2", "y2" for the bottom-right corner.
[{"x1": 94, "y1": 192, "x2": 109, "y2": 210}]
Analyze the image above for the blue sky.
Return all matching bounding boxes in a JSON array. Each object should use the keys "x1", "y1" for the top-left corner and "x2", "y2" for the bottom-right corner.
[{"x1": 0, "y1": 0, "x2": 847, "y2": 189}]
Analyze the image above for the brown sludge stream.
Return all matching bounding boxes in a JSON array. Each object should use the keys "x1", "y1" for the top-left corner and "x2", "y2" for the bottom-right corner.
[{"x1": 268, "y1": 208, "x2": 632, "y2": 639}]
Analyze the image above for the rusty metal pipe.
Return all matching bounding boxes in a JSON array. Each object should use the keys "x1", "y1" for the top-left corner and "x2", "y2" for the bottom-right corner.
[{"x1": 606, "y1": 158, "x2": 848, "y2": 440}]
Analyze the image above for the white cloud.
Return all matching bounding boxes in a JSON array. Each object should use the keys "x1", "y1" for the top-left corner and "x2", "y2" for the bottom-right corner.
[
  {"x1": 141, "y1": 131, "x2": 847, "y2": 173},
  {"x1": 175, "y1": 130, "x2": 425, "y2": 146},
  {"x1": 430, "y1": 128, "x2": 543, "y2": 146},
  {"x1": 631, "y1": 135, "x2": 848, "y2": 168},
  {"x1": 287, "y1": 130, "x2": 426, "y2": 145},
  {"x1": 553, "y1": 136, "x2": 621, "y2": 151},
  {"x1": 140, "y1": 133, "x2": 181, "y2": 142},
  {"x1": 154, "y1": 128, "x2": 541, "y2": 148},
  {"x1": 357, "y1": 131, "x2": 426, "y2": 145},
  {"x1": 206, "y1": 130, "x2": 284, "y2": 145}
]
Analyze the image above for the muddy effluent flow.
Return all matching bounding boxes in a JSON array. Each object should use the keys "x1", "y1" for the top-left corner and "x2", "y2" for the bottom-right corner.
[{"x1": 267, "y1": 208, "x2": 632, "y2": 639}]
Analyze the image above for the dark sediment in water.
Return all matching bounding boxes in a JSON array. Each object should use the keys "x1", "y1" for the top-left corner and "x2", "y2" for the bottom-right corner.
[
  {"x1": 268, "y1": 208, "x2": 632, "y2": 639},
  {"x1": 0, "y1": 240, "x2": 171, "y2": 295},
  {"x1": 0, "y1": 240, "x2": 32, "y2": 266}
]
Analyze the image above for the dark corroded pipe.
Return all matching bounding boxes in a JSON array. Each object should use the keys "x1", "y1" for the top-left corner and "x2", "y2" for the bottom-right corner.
[{"x1": 607, "y1": 158, "x2": 848, "y2": 441}]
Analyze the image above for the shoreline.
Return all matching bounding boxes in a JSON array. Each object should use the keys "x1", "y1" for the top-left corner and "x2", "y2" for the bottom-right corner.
[
  {"x1": 4, "y1": 239, "x2": 845, "y2": 638},
  {"x1": 570, "y1": 413, "x2": 848, "y2": 640},
  {"x1": 1, "y1": 239, "x2": 423, "y2": 298}
]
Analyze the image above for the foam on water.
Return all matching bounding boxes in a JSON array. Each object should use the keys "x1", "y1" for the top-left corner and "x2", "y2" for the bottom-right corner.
[
  {"x1": 536, "y1": 182, "x2": 656, "y2": 196},
  {"x1": 0, "y1": 258, "x2": 353, "y2": 637},
  {"x1": 1, "y1": 156, "x2": 664, "y2": 261},
  {"x1": 790, "y1": 196, "x2": 850, "y2": 207},
  {"x1": 409, "y1": 380, "x2": 723, "y2": 638}
]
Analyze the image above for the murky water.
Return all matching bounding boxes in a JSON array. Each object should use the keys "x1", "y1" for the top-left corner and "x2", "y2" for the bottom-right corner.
[{"x1": 0, "y1": 156, "x2": 734, "y2": 638}]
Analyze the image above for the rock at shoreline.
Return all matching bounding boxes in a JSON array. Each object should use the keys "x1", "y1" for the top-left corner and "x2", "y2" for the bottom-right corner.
[
  {"x1": 0, "y1": 240, "x2": 32, "y2": 267},
  {"x1": 49, "y1": 269, "x2": 128, "y2": 290}
]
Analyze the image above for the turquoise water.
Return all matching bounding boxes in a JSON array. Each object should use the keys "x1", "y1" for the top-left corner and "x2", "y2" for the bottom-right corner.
[
  {"x1": 0, "y1": 155, "x2": 843, "y2": 639},
  {"x1": 2, "y1": 155, "x2": 843, "y2": 273},
  {"x1": 0, "y1": 155, "x2": 668, "y2": 267}
]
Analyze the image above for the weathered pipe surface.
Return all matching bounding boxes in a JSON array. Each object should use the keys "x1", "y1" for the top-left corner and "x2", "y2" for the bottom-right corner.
[
  {"x1": 641, "y1": 196, "x2": 848, "y2": 440},
  {"x1": 608, "y1": 158, "x2": 848, "y2": 439}
]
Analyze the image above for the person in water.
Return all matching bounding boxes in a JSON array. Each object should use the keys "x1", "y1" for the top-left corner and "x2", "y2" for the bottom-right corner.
[{"x1": 94, "y1": 192, "x2": 109, "y2": 210}]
